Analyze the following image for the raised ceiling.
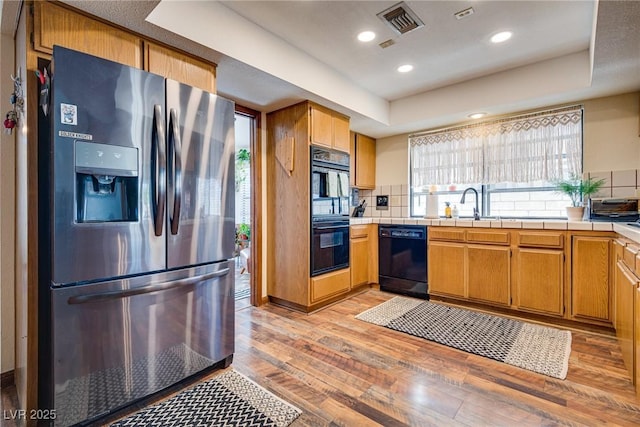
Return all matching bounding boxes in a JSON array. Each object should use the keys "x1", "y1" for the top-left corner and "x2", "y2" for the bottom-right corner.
[{"x1": 4, "y1": 1, "x2": 640, "y2": 138}]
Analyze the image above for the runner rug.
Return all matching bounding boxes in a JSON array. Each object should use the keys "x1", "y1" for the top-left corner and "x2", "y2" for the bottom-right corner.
[
  {"x1": 356, "y1": 296, "x2": 572, "y2": 379},
  {"x1": 110, "y1": 369, "x2": 302, "y2": 427}
]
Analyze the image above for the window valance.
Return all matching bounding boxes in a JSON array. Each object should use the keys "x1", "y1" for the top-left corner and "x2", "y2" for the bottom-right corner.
[{"x1": 409, "y1": 106, "x2": 583, "y2": 187}]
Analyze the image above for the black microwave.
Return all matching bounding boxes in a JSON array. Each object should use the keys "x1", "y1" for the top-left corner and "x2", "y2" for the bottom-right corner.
[{"x1": 589, "y1": 198, "x2": 639, "y2": 221}]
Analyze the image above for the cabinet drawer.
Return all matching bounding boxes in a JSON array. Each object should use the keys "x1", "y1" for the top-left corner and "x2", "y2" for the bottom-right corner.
[
  {"x1": 311, "y1": 268, "x2": 351, "y2": 302},
  {"x1": 467, "y1": 230, "x2": 510, "y2": 245},
  {"x1": 350, "y1": 225, "x2": 370, "y2": 239},
  {"x1": 429, "y1": 228, "x2": 465, "y2": 242},
  {"x1": 624, "y1": 244, "x2": 640, "y2": 275},
  {"x1": 517, "y1": 232, "x2": 564, "y2": 248}
]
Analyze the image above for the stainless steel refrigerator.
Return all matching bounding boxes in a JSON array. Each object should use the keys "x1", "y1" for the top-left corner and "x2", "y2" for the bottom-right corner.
[{"x1": 39, "y1": 46, "x2": 235, "y2": 426}]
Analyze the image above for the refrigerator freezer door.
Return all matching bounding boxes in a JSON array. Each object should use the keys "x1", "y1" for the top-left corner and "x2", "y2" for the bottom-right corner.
[
  {"x1": 51, "y1": 46, "x2": 166, "y2": 285},
  {"x1": 166, "y1": 80, "x2": 235, "y2": 268},
  {"x1": 51, "y1": 261, "x2": 234, "y2": 426}
]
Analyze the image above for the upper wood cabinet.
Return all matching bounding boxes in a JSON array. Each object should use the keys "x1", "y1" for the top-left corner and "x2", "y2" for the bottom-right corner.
[
  {"x1": 350, "y1": 132, "x2": 376, "y2": 189},
  {"x1": 33, "y1": 1, "x2": 142, "y2": 68},
  {"x1": 310, "y1": 104, "x2": 350, "y2": 153},
  {"x1": 144, "y1": 42, "x2": 216, "y2": 93},
  {"x1": 33, "y1": 2, "x2": 217, "y2": 93}
]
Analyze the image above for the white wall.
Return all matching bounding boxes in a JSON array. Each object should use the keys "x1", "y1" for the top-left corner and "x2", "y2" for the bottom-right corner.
[
  {"x1": 1, "y1": 31, "x2": 16, "y2": 374},
  {"x1": 375, "y1": 91, "x2": 640, "y2": 187}
]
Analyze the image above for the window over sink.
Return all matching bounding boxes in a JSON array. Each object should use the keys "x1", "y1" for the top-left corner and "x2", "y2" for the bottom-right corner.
[{"x1": 409, "y1": 106, "x2": 582, "y2": 219}]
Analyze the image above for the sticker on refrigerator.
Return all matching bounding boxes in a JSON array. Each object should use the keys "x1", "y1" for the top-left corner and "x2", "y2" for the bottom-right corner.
[{"x1": 60, "y1": 103, "x2": 77, "y2": 125}]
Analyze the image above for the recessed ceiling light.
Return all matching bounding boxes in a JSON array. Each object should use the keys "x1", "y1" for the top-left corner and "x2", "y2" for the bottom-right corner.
[
  {"x1": 397, "y1": 64, "x2": 413, "y2": 73},
  {"x1": 468, "y1": 112, "x2": 486, "y2": 119},
  {"x1": 357, "y1": 31, "x2": 376, "y2": 42},
  {"x1": 491, "y1": 31, "x2": 512, "y2": 43}
]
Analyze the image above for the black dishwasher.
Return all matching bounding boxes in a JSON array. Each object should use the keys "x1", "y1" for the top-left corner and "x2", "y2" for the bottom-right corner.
[{"x1": 378, "y1": 225, "x2": 428, "y2": 299}]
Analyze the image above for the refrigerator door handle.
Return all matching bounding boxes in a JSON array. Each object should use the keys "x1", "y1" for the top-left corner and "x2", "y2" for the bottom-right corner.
[
  {"x1": 152, "y1": 104, "x2": 167, "y2": 237},
  {"x1": 169, "y1": 108, "x2": 183, "y2": 235},
  {"x1": 67, "y1": 268, "x2": 231, "y2": 304}
]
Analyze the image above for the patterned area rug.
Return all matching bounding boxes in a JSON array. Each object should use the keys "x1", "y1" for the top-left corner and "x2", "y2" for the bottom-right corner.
[
  {"x1": 356, "y1": 297, "x2": 572, "y2": 379},
  {"x1": 110, "y1": 370, "x2": 302, "y2": 427}
]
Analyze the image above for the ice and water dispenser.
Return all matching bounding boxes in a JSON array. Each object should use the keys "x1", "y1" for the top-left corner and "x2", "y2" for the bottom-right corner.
[{"x1": 75, "y1": 141, "x2": 139, "y2": 222}]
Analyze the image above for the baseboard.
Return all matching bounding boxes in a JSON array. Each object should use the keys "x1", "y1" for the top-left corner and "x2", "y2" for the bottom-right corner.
[{"x1": 1, "y1": 370, "x2": 14, "y2": 388}]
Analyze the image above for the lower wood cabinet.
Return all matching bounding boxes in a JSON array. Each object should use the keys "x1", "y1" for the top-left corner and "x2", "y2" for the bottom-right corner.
[
  {"x1": 428, "y1": 241, "x2": 466, "y2": 298},
  {"x1": 350, "y1": 228, "x2": 370, "y2": 287},
  {"x1": 467, "y1": 245, "x2": 510, "y2": 306},
  {"x1": 429, "y1": 229, "x2": 510, "y2": 307},
  {"x1": 350, "y1": 224, "x2": 378, "y2": 288},
  {"x1": 571, "y1": 236, "x2": 612, "y2": 322},
  {"x1": 311, "y1": 268, "x2": 351, "y2": 303},
  {"x1": 428, "y1": 228, "x2": 615, "y2": 327},
  {"x1": 616, "y1": 260, "x2": 637, "y2": 383},
  {"x1": 636, "y1": 285, "x2": 640, "y2": 395},
  {"x1": 513, "y1": 248, "x2": 564, "y2": 316}
]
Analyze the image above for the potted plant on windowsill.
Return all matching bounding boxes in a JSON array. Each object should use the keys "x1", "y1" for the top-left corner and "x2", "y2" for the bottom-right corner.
[{"x1": 555, "y1": 175, "x2": 606, "y2": 221}]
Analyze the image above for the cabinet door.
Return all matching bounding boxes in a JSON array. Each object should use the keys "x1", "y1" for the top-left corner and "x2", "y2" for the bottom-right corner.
[
  {"x1": 351, "y1": 237, "x2": 369, "y2": 287},
  {"x1": 636, "y1": 285, "x2": 640, "y2": 393},
  {"x1": 616, "y1": 261, "x2": 637, "y2": 382},
  {"x1": 428, "y1": 242, "x2": 465, "y2": 298},
  {"x1": 310, "y1": 105, "x2": 333, "y2": 148},
  {"x1": 514, "y1": 248, "x2": 564, "y2": 316},
  {"x1": 467, "y1": 245, "x2": 510, "y2": 306},
  {"x1": 571, "y1": 236, "x2": 612, "y2": 323},
  {"x1": 145, "y1": 42, "x2": 216, "y2": 93},
  {"x1": 332, "y1": 115, "x2": 351, "y2": 153},
  {"x1": 34, "y1": 1, "x2": 142, "y2": 68},
  {"x1": 311, "y1": 268, "x2": 351, "y2": 303},
  {"x1": 355, "y1": 134, "x2": 376, "y2": 189}
]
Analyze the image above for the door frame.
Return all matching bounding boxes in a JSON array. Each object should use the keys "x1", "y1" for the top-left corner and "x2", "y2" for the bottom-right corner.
[{"x1": 235, "y1": 105, "x2": 262, "y2": 306}]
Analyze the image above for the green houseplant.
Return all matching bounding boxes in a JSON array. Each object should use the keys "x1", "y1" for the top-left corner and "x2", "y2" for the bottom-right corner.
[
  {"x1": 236, "y1": 223, "x2": 250, "y2": 246},
  {"x1": 555, "y1": 175, "x2": 606, "y2": 221},
  {"x1": 235, "y1": 148, "x2": 250, "y2": 191}
]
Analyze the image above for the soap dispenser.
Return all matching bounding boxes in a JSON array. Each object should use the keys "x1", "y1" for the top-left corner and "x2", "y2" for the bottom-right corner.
[
  {"x1": 444, "y1": 202, "x2": 452, "y2": 218},
  {"x1": 451, "y1": 204, "x2": 459, "y2": 219}
]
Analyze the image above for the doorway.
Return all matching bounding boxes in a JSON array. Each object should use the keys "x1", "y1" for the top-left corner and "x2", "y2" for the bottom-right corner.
[{"x1": 234, "y1": 106, "x2": 260, "y2": 309}]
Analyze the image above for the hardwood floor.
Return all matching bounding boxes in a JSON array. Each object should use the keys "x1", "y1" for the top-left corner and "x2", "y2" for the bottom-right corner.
[{"x1": 2, "y1": 289, "x2": 639, "y2": 426}]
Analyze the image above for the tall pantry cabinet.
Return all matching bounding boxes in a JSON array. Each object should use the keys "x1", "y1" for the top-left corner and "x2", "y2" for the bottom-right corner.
[{"x1": 267, "y1": 101, "x2": 352, "y2": 312}]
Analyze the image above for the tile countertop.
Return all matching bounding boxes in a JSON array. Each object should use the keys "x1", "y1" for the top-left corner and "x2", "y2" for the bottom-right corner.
[{"x1": 350, "y1": 217, "x2": 640, "y2": 244}]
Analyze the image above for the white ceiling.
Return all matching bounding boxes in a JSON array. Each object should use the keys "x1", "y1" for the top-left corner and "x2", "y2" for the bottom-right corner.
[{"x1": 2, "y1": 0, "x2": 640, "y2": 138}]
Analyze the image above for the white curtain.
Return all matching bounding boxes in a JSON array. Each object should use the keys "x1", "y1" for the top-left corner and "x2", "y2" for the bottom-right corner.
[{"x1": 410, "y1": 107, "x2": 582, "y2": 186}]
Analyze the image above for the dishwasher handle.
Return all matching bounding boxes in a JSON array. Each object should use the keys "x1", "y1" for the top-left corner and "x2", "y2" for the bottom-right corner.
[{"x1": 379, "y1": 226, "x2": 427, "y2": 240}]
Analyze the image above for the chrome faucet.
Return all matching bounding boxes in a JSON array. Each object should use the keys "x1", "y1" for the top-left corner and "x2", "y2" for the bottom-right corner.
[{"x1": 460, "y1": 187, "x2": 481, "y2": 220}]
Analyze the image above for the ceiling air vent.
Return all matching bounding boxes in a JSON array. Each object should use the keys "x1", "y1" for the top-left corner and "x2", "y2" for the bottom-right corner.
[
  {"x1": 377, "y1": 2, "x2": 424, "y2": 36},
  {"x1": 454, "y1": 7, "x2": 474, "y2": 20}
]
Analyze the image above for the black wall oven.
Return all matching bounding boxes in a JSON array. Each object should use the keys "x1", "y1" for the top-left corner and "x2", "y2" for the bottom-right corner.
[
  {"x1": 311, "y1": 219, "x2": 350, "y2": 276},
  {"x1": 310, "y1": 146, "x2": 350, "y2": 276}
]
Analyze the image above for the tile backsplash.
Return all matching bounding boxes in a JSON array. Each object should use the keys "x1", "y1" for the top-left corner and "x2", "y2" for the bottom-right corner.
[
  {"x1": 357, "y1": 184, "x2": 410, "y2": 218},
  {"x1": 588, "y1": 169, "x2": 640, "y2": 198},
  {"x1": 354, "y1": 169, "x2": 640, "y2": 218}
]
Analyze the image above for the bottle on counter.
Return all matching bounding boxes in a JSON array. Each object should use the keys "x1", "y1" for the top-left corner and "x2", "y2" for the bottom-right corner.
[
  {"x1": 451, "y1": 204, "x2": 459, "y2": 219},
  {"x1": 444, "y1": 202, "x2": 452, "y2": 218}
]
